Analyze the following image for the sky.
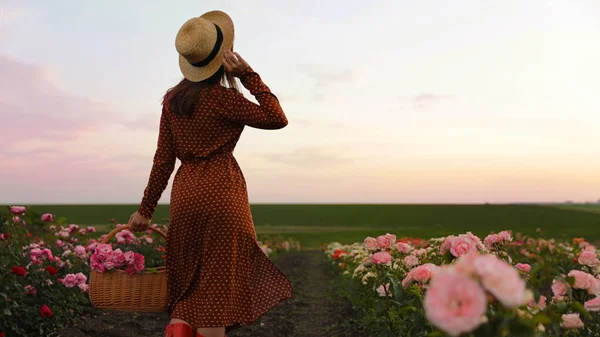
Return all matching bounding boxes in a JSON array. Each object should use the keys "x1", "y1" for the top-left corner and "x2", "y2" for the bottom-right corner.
[{"x1": 1, "y1": 0, "x2": 599, "y2": 204}]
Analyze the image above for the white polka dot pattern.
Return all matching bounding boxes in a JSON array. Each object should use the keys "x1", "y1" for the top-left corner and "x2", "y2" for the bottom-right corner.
[{"x1": 136, "y1": 67, "x2": 292, "y2": 333}]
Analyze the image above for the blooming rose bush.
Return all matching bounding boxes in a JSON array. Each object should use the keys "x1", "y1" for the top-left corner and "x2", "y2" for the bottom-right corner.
[
  {"x1": 1, "y1": 205, "x2": 300, "y2": 337},
  {"x1": 325, "y1": 230, "x2": 600, "y2": 336}
]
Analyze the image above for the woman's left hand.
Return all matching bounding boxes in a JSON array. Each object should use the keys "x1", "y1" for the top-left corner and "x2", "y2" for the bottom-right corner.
[{"x1": 128, "y1": 211, "x2": 150, "y2": 232}]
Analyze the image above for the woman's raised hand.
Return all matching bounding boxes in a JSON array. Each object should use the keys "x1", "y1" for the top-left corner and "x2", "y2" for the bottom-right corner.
[
  {"x1": 222, "y1": 49, "x2": 250, "y2": 77},
  {"x1": 127, "y1": 211, "x2": 150, "y2": 232}
]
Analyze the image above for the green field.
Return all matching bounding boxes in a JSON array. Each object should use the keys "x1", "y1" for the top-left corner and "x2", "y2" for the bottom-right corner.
[
  {"x1": 6, "y1": 204, "x2": 600, "y2": 248},
  {"x1": 554, "y1": 204, "x2": 600, "y2": 214}
]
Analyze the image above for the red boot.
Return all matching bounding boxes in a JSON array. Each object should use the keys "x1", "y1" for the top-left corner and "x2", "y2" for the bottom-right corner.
[{"x1": 165, "y1": 322, "x2": 194, "y2": 337}]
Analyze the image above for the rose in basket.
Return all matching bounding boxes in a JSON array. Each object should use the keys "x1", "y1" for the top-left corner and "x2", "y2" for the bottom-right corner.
[{"x1": 90, "y1": 243, "x2": 145, "y2": 275}]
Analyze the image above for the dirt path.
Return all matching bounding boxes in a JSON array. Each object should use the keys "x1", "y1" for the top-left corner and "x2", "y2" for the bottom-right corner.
[{"x1": 55, "y1": 250, "x2": 362, "y2": 337}]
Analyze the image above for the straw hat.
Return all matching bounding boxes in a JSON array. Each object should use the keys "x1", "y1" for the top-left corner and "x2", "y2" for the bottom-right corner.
[{"x1": 175, "y1": 10, "x2": 234, "y2": 82}]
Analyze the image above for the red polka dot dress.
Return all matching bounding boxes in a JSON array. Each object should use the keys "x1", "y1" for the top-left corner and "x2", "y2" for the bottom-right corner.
[{"x1": 136, "y1": 67, "x2": 292, "y2": 333}]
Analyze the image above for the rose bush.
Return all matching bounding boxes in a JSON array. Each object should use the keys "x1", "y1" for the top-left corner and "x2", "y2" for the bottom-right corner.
[
  {"x1": 325, "y1": 230, "x2": 600, "y2": 336},
  {"x1": 0, "y1": 206, "x2": 300, "y2": 337}
]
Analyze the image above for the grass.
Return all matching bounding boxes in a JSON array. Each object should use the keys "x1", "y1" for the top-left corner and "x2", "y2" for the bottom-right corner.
[
  {"x1": 554, "y1": 204, "x2": 600, "y2": 214},
  {"x1": 6, "y1": 204, "x2": 600, "y2": 249}
]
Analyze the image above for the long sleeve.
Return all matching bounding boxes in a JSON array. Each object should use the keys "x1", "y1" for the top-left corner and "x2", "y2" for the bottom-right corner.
[
  {"x1": 218, "y1": 67, "x2": 288, "y2": 129},
  {"x1": 137, "y1": 105, "x2": 176, "y2": 220}
]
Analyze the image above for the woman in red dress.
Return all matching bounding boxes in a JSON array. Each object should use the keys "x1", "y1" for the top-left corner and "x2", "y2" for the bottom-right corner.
[{"x1": 127, "y1": 10, "x2": 293, "y2": 337}]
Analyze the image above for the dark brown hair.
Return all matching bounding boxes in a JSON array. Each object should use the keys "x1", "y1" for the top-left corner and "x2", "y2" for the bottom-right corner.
[{"x1": 163, "y1": 66, "x2": 239, "y2": 117}]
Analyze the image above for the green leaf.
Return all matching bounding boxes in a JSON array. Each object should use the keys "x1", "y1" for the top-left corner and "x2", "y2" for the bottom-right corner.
[
  {"x1": 533, "y1": 312, "x2": 552, "y2": 325},
  {"x1": 3, "y1": 307, "x2": 11, "y2": 316},
  {"x1": 571, "y1": 301, "x2": 592, "y2": 319}
]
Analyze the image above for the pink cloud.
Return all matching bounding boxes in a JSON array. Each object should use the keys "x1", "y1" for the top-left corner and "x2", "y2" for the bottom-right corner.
[{"x1": 0, "y1": 54, "x2": 118, "y2": 147}]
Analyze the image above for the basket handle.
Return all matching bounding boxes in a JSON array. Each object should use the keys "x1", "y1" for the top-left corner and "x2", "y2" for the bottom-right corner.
[{"x1": 101, "y1": 224, "x2": 167, "y2": 244}]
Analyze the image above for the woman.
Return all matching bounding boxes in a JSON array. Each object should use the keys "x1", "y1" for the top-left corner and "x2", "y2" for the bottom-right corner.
[{"x1": 127, "y1": 10, "x2": 292, "y2": 337}]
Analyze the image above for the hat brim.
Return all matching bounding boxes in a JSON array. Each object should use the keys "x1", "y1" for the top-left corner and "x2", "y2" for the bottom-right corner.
[{"x1": 178, "y1": 10, "x2": 234, "y2": 82}]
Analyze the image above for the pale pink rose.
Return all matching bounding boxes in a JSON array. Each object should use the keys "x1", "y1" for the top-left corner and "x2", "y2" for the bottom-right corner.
[
  {"x1": 561, "y1": 314, "x2": 584, "y2": 329},
  {"x1": 568, "y1": 270, "x2": 595, "y2": 290},
  {"x1": 396, "y1": 242, "x2": 413, "y2": 254},
  {"x1": 450, "y1": 236, "x2": 478, "y2": 257},
  {"x1": 376, "y1": 234, "x2": 393, "y2": 250},
  {"x1": 515, "y1": 263, "x2": 531, "y2": 273},
  {"x1": 465, "y1": 232, "x2": 485, "y2": 250},
  {"x1": 454, "y1": 252, "x2": 481, "y2": 276},
  {"x1": 68, "y1": 224, "x2": 79, "y2": 234},
  {"x1": 424, "y1": 267, "x2": 487, "y2": 336},
  {"x1": 401, "y1": 263, "x2": 440, "y2": 288},
  {"x1": 403, "y1": 255, "x2": 419, "y2": 267},
  {"x1": 584, "y1": 297, "x2": 600, "y2": 312},
  {"x1": 578, "y1": 250, "x2": 600, "y2": 267},
  {"x1": 87, "y1": 226, "x2": 96, "y2": 233},
  {"x1": 440, "y1": 235, "x2": 455, "y2": 254},
  {"x1": 56, "y1": 240, "x2": 64, "y2": 248},
  {"x1": 376, "y1": 283, "x2": 392, "y2": 297},
  {"x1": 385, "y1": 233, "x2": 397, "y2": 244},
  {"x1": 104, "y1": 261, "x2": 115, "y2": 270},
  {"x1": 77, "y1": 283, "x2": 89, "y2": 292},
  {"x1": 41, "y1": 213, "x2": 54, "y2": 222},
  {"x1": 62, "y1": 250, "x2": 72, "y2": 257},
  {"x1": 13, "y1": 216, "x2": 21, "y2": 223},
  {"x1": 412, "y1": 248, "x2": 427, "y2": 257},
  {"x1": 94, "y1": 243, "x2": 113, "y2": 260},
  {"x1": 78, "y1": 228, "x2": 88, "y2": 235},
  {"x1": 58, "y1": 230, "x2": 70, "y2": 238},
  {"x1": 528, "y1": 295, "x2": 547, "y2": 309},
  {"x1": 145, "y1": 237, "x2": 153, "y2": 244},
  {"x1": 364, "y1": 237, "x2": 378, "y2": 251},
  {"x1": 361, "y1": 256, "x2": 372, "y2": 266},
  {"x1": 62, "y1": 274, "x2": 77, "y2": 288},
  {"x1": 371, "y1": 251, "x2": 393, "y2": 265},
  {"x1": 10, "y1": 206, "x2": 26, "y2": 214},
  {"x1": 552, "y1": 278, "x2": 568, "y2": 298},
  {"x1": 74, "y1": 245, "x2": 86, "y2": 257},
  {"x1": 498, "y1": 230, "x2": 512, "y2": 241},
  {"x1": 585, "y1": 245, "x2": 597, "y2": 251},
  {"x1": 115, "y1": 230, "x2": 135, "y2": 244},
  {"x1": 473, "y1": 254, "x2": 528, "y2": 308},
  {"x1": 589, "y1": 278, "x2": 600, "y2": 296},
  {"x1": 87, "y1": 242, "x2": 98, "y2": 252},
  {"x1": 484, "y1": 234, "x2": 502, "y2": 249},
  {"x1": 24, "y1": 285, "x2": 37, "y2": 295}
]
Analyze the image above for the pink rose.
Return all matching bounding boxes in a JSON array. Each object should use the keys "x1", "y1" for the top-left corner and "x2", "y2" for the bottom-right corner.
[
  {"x1": 403, "y1": 255, "x2": 419, "y2": 267},
  {"x1": 515, "y1": 263, "x2": 531, "y2": 273},
  {"x1": 364, "y1": 237, "x2": 378, "y2": 251},
  {"x1": 376, "y1": 235, "x2": 393, "y2": 250},
  {"x1": 115, "y1": 230, "x2": 135, "y2": 244},
  {"x1": 376, "y1": 283, "x2": 392, "y2": 297},
  {"x1": 424, "y1": 267, "x2": 487, "y2": 336},
  {"x1": 440, "y1": 235, "x2": 455, "y2": 254},
  {"x1": 561, "y1": 313, "x2": 584, "y2": 329},
  {"x1": 61, "y1": 274, "x2": 77, "y2": 288},
  {"x1": 10, "y1": 206, "x2": 26, "y2": 214},
  {"x1": 145, "y1": 237, "x2": 153, "y2": 244},
  {"x1": 75, "y1": 272, "x2": 87, "y2": 284},
  {"x1": 123, "y1": 251, "x2": 136, "y2": 264},
  {"x1": 449, "y1": 236, "x2": 478, "y2": 257},
  {"x1": 41, "y1": 213, "x2": 54, "y2": 222},
  {"x1": 483, "y1": 234, "x2": 502, "y2": 249},
  {"x1": 77, "y1": 283, "x2": 89, "y2": 292},
  {"x1": 578, "y1": 250, "x2": 600, "y2": 267},
  {"x1": 396, "y1": 242, "x2": 413, "y2": 254},
  {"x1": 568, "y1": 270, "x2": 595, "y2": 290},
  {"x1": 473, "y1": 254, "x2": 528, "y2": 308},
  {"x1": 87, "y1": 226, "x2": 96, "y2": 233},
  {"x1": 465, "y1": 232, "x2": 485, "y2": 250},
  {"x1": 589, "y1": 278, "x2": 600, "y2": 296},
  {"x1": 498, "y1": 230, "x2": 512, "y2": 241},
  {"x1": 371, "y1": 251, "x2": 393, "y2": 265},
  {"x1": 74, "y1": 245, "x2": 87, "y2": 257},
  {"x1": 24, "y1": 285, "x2": 37, "y2": 295},
  {"x1": 552, "y1": 278, "x2": 568, "y2": 299},
  {"x1": 584, "y1": 297, "x2": 600, "y2": 312},
  {"x1": 402, "y1": 263, "x2": 440, "y2": 288},
  {"x1": 412, "y1": 248, "x2": 427, "y2": 257},
  {"x1": 56, "y1": 240, "x2": 64, "y2": 248}
]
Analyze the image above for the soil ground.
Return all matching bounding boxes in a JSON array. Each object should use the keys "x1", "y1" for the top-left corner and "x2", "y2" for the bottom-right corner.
[{"x1": 54, "y1": 250, "x2": 364, "y2": 337}]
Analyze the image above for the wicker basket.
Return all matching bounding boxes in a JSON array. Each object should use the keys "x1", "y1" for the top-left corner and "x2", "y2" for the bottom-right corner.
[{"x1": 89, "y1": 225, "x2": 169, "y2": 312}]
